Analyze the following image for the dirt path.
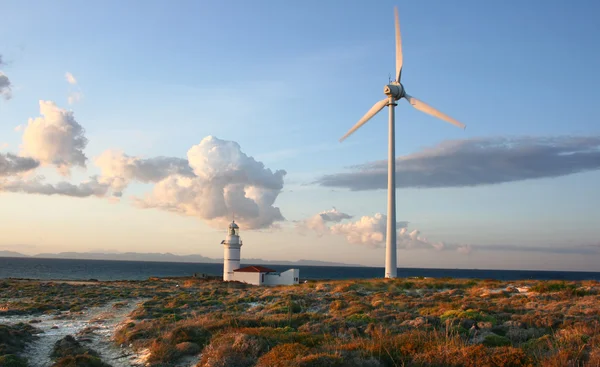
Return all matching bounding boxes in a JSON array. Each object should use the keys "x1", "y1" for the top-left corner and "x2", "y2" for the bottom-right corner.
[{"x1": 0, "y1": 299, "x2": 148, "y2": 367}]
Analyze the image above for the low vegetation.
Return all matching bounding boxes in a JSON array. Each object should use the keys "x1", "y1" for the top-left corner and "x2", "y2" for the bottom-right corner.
[
  {"x1": 1, "y1": 277, "x2": 600, "y2": 366},
  {"x1": 50, "y1": 335, "x2": 111, "y2": 367},
  {"x1": 0, "y1": 322, "x2": 40, "y2": 367}
]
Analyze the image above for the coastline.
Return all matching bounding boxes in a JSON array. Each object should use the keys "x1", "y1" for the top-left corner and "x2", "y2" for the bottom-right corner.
[{"x1": 2, "y1": 257, "x2": 600, "y2": 282}]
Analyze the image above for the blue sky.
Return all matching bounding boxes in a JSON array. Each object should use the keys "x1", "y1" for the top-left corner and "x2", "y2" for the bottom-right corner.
[{"x1": 1, "y1": 0, "x2": 599, "y2": 271}]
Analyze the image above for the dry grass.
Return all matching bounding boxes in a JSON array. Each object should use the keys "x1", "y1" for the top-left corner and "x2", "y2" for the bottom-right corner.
[{"x1": 3, "y1": 277, "x2": 600, "y2": 366}]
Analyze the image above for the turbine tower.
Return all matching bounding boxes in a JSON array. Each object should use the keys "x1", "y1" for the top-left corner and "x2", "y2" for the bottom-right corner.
[{"x1": 339, "y1": 7, "x2": 466, "y2": 278}]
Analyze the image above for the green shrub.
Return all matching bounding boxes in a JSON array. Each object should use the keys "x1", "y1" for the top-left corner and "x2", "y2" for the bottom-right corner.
[
  {"x1": 483, "y1": 334, "x2": 512, "y2": 347},
  {"x1": 51, "y1": 354, "x2": 111, "y2": 367},
  {"x1": 440, "y1": 309, "x2": 496, "y2": 325},
  {"x1": 346, "y1": 313, "x2": 376, "y2": 325},
  {"x1": 530, "y1": 281, "x2": 571, "y2": 293},
  {"x1": 0, "y1": 354, "x2": 28, "y2": 367}
]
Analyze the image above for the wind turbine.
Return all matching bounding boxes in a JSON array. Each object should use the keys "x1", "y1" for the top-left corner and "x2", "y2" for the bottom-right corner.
[{"x1": 339, "y1": 7, "x2": 466, "y2": 279}]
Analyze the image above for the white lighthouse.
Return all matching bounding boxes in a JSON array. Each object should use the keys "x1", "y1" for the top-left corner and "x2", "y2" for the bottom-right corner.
[
  {"x1": 220, "y1": 221, "x2": 300, "y2": 286},
  {"x1": 221, "y1": 220, "x2": 242, "y2": 281}
]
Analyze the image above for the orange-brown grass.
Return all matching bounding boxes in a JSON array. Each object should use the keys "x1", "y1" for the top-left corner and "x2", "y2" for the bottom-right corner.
[{"x1": 6, "y1": 276, "x2": 596, "y2": 366}]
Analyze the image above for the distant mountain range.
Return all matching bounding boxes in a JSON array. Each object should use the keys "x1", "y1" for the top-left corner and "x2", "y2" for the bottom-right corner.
[{"x1": 0, "y1": 250, "x2": 361, "y2": 267}]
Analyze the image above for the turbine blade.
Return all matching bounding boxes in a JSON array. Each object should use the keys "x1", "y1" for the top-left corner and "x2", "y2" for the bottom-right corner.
[
  {"x1": 395, "y1": 6, "x2": 403, "y2": 82},
  {"x1": 405, "y1": 94, "x2": 466, "y2": 129},
  {"x1": 340, "y1": 98, "x2": 389, "y2": 142}
]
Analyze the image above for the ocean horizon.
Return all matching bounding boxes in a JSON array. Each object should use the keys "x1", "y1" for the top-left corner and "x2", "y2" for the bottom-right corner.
[{"x1": 1, "y1": 256, "x2": 599, "y2": 282}]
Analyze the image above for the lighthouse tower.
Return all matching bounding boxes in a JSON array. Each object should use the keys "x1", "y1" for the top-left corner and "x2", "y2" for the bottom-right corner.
[{"x1": 222, "y1": 221, "x2": 242, "y2": 281}]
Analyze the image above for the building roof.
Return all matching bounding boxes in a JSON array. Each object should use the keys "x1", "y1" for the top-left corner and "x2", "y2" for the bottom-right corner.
[{"x1": 233, "y1": 265, "x2": 276, "y2": 273}]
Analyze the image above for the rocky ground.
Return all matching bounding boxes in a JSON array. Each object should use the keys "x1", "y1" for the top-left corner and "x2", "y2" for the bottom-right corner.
[{"x1": 1, "y1": 277, "x2": 600, "y2": 366}]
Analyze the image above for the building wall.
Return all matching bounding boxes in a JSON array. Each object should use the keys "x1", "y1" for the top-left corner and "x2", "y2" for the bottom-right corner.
[
  {"x1": 264, "y1": 269, "x2": 300, "y2": 286},
  {"x1": 232, "y1": 271, "x2": 261, "y2": 285},
  {"x1": 223, "y1": 244, "x2": 241, "y2": 281}
]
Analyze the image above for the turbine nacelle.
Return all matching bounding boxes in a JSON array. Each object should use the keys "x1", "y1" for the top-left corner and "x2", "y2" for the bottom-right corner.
[{"x1": 384, "y1": 84, "x2": 404, "y2": 100}]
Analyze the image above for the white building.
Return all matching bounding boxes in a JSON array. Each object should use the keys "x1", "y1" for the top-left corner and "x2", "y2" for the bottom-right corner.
[
  {"x1": 221, "y1": 221, "x2": 299, "y2": 286},
  {"x1": 221, "y1": 221, "x2": 242, "y2": 281}
]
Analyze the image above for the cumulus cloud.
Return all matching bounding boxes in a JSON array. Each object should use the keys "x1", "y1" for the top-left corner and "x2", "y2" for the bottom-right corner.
[
  {"x1": 315, "y1": 136, "x2": 600, "y2": 190},
  {"x1": 329, "y1": 213, "x2": 389, "y2": 246},
  {"x1": 397, "y1": 227, "x2": 446, "y2": 251},
  {"x1": 328, "y1": 213, "x2": 442, "y2": 249},
  {"x1": 300, "y1": 210, "x2": 461, "y2": 252},
  {"x1": 297, "y1": 207, "x2": 353, "y2": 235},
  {"x1": 95, "y1": 150, "x2": 193, "y2": 196},
  {"x1": 0, "y1": 153, "x2": 39, "y2": 177},
  {"x1": 1, "y1": 76, "x2": 285, "y2": 230},
  {"x1": 133, "y1": 136, "x2": 287, "y2": 230},
  {"x1": 5, "y1": 123, "x2": 287, "y2": 229},
  {"x1": 21, "y1": 101, "x2": 88, "y2": 175},
  {"x1": 0, "y1": 175, "x2": 109, "y2": 197}
]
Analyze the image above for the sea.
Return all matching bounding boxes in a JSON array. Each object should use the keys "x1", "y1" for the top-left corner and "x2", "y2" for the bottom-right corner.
[{"x1": 0, "y1": 257, "x2": 599, "y2": 281}]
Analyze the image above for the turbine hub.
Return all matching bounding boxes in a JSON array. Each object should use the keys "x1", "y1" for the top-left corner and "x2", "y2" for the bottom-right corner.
[{"x1": 384, "y1": 84, "x2": 404, "y2": 100}]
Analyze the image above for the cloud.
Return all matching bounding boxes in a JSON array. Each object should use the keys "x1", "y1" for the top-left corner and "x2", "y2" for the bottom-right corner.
[
  {"x1": 0, "y1": 175, "x2": 109, "y2": 197},
  {"x1": 21, "y1": 100, "x2": 88, "y2": 175},
  {"x1": 6, "y1": 119, "x2": 287, "y2": 229},
  {"x1": 68, "y1": 92, "x2": 83, "y2": 105},
  {"x1": 133, "y1": 136, "x2": 287, "y2": 230},
  {"x1": 65, "y1": 72, "x2": 83, "y2": 105},
  {"x1": 0, "y1": 153, "x2": 39, "y2": 177},
  {"x1": 65, "y1": 72, "x2": 77, "y2": 85},
  {"x1": 297, "y1": 207, "x2": 353, "y2": 235},
  {"x1": 0, "y1": 54, "x2": 11, "y2": 100},
  {"x1": 299, "y1": 210, "x2": 461, "y2": 253},
  {"x1": 95, "y1": 150, "x2": 194, "y2": 196},
  {"x1": 396, "y1": 227, "x2": 446, "y2": 251},
  {"x1": 318, "y1": 212, "x2": 599, "y2": 256},
  {"x1": 329, "y1": 213, "x2": 388, "y2": 247},
  {"x1": 320, "y1": 212, "x2": 599, "y2": 256},
  {"x1": 329, "y1": 213, "x2": 442, "y2": 249},
  {"x1": 457, "y1": 245, "x2": 473, "y2": 255},
  {"x1": 315, "y1": 136, "x2": 600, "y2": 190},
  {"x1": 0, "y1": 72, "x2": 11, "y2": 100},
  {"x1": 0, "y1": 73, "x2": 286, "y2": 230}
]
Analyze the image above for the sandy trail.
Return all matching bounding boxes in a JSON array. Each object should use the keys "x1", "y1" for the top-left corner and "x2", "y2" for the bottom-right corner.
[{"x1": 0, "y1": 299, "x2": 147, "y2": 367}]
